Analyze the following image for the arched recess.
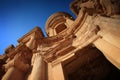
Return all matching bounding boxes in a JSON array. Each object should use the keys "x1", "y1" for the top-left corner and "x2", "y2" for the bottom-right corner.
[{"x1": 45, "y1": 12, "x2": 74, "y2": 36}]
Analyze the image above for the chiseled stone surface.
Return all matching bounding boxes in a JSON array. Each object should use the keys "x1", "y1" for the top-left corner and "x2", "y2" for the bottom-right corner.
[{"x1": 0, "y1": 0, "x2": 120, "y2": 80}]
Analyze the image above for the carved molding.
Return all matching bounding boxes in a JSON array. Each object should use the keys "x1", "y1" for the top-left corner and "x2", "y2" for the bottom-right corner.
[
  {"x1": 42, "y1": 8, "x2": 101, "y2": 63},
  {"x1": 18, "y1": 27, "x2": 44, "y2": 43},
  {"x1": 70, "y1": 0, "x2": 120, "y2": 16}
]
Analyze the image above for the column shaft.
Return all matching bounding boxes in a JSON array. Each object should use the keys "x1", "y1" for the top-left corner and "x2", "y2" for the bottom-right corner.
[{"x1": 52, "y1": 63, "x2": 65, "y2": 80}]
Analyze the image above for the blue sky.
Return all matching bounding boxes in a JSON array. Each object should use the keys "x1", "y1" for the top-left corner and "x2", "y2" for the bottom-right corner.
[{"x1": 0, "y1": 0, "x2": 75, "y2": 54}]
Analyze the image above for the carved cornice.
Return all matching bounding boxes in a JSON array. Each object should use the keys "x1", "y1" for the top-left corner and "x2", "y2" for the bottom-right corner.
[
  {"x1": 42, "y1": 25, "x2": 100, "y2": 63},
  {"x1": 42, "y1": 34, "x2": 76, "y2": 62},
  {"x1": 40, "y1": 28, "x2": 76, "y2": 45},
  {"x1": 41, "y1": 36, "x2": 63, "y2": 45},
  {"x1": 42, "y1": 8, "x2": 101, "y2": 63},
  {"x1": 18, "y1": 27, "x2": 44, "y2": 43}
]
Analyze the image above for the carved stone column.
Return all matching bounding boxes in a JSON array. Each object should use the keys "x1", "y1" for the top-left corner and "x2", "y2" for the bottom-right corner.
[
  {"x1": 27, "y1": 45, "x2": 47, "y2": 80},
  {"x1": 52, "y1": 63, "x2": 65, "y2": 80}
]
